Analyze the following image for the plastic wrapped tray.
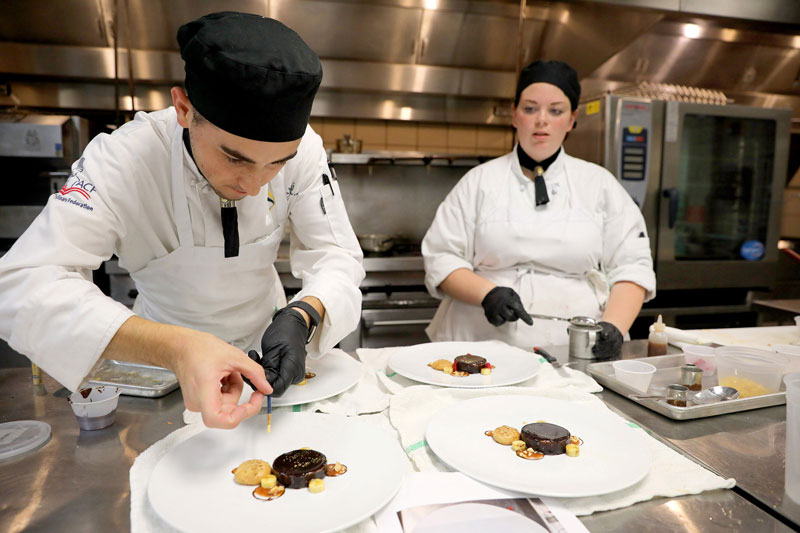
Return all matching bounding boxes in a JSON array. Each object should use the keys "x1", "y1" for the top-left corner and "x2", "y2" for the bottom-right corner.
[{"x1": 86, "y1": 359, "x2": 179, "y2": 398}]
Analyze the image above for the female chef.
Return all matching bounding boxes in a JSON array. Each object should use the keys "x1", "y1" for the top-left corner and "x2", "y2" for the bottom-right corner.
[
  {"x1": 0, "y1": 13, "x2": 364, "y2": 428},
  {"x1": 422, "y1": 60, "x2": 655, "y2": 356}
]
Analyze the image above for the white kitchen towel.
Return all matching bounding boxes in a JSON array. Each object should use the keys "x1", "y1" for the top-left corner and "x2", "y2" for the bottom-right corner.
[
  {"x1": 130, "y1": 413, "x2": 402, "y2": 533},
  {"x1": 303, "y1": 359, "x2": 392, "y2": 415},
  {"x1": 388, "y1": 386, "x2": 735, "y2": 516}
]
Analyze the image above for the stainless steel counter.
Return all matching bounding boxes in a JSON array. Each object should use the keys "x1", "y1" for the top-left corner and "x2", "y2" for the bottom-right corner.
[
  {"x1": 550, "y1": 340, "x2": 800, "y2": 530},
  {"x1": 0, "y1": 346, "x2": 796, "y2": 531}
]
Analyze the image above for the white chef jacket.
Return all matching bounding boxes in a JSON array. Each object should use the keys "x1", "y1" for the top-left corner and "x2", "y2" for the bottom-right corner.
[
  {"x1": 422, "y1": 147, "x2": 655, "y2": 347},
  {"x1": 0, "y1": 108, "x2": 364, "y2": 390}
]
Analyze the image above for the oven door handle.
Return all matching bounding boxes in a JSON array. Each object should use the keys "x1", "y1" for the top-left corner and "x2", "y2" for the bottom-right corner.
[
  {"x1": 362, "y1": 318, "x2": 432, "y2": 328},
  {"x1": 662, "y1": 187, "x2": 679, "y2": 229}
]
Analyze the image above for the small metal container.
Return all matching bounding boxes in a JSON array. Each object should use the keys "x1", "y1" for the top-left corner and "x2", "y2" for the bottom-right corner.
[
  {"x1": 567, "y1": 316, "x2": 604, "y2": 359},
  {"x1": 680, "y1": 363, "x2": 704, "y2": 391},
  {"x1": 666, "y1": 384, "x2": 690, "y2": 407}
]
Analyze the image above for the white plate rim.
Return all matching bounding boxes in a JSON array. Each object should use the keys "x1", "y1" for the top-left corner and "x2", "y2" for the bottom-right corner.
[
  {"x1": 387, "y1": 341, "x2": 541, "y2": 388},
  {"x1": 251, "y1": 351, "x2": 361, "y2": 407},
  {"x1": 147, "y1": 412, "x2": 406, "y2": 532},
  {"x1": 425, "y1": 395, "x2": 651, "y2": 498}
]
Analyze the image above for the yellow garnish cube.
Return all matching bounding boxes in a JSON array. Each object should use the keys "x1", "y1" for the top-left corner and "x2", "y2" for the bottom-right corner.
[
  {"x1": 308, "y1": 478, "x2": 325, "y2": 493},
  {"x1": 442, "y1": 365, "x2": 454, "y2": 374},
  {"x1": 566, "y1": 444, "x2": 580, "y2": 457},
  {"x1": 297, "y1": 379, "x2": 308, "y2": 386},
  {"x1": 480, "y1": 367, "x2": 492, "y2": 375},
  {"x1": 536, "y1": 420, "x2": 547, "y2": 423},
  {"x1": 511, "y1": 440, "x2": 526, "y2": 451},
  {"x1": 260, "y1": 475, "x2": 277, "y2": 489}
]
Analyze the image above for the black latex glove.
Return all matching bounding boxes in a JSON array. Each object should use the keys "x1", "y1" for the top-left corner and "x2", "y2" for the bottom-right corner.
[
  {"x1": 246, "y1": 307, "x2": 309, "y2": 397},
  {"x1": 480, "y1": 286, "x2": 533, "y2": 327},
  {"x1": 592, "y1": 321, "x2": 623, "y2": 359}
]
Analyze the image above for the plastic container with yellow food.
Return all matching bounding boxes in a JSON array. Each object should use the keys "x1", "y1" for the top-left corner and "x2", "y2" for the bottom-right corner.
[{"x1": 715, "y1": 347, "x2": 788, "y2": 398}]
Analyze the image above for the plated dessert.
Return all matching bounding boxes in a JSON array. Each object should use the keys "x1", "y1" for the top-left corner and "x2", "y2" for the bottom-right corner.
[
  {"x1": 485, "y1": 421, "x2": 582, "y2": 460},
  {"x1": 428, "y1": 353, "x2": 493, "y2": 377},
  {"x1": 296, "y1": 371, "x2": 317, "y2": 386},
  {"x1": 232, "y1": 448, "x2": 348, "y2": 501}
]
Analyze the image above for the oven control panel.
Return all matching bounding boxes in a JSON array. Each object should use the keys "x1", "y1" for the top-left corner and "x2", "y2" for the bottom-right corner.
[{"x1": 616, "y1": 100, "x2": 653, "y2": 209}]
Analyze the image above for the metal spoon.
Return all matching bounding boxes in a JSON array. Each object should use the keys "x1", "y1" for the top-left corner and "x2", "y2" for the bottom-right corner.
[
  {"x1": 691, "y1": 386, "x2": 740, "y2": 404},
  {"x1": 527, "y1": 312, "x2": 571, "y2": 323}
]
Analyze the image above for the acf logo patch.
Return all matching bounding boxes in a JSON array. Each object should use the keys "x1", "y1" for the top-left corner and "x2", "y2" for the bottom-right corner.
[
  {"x1": 55, "y1": 157, "x2": 95, "y2": 212},
  {"x1": 59, "y1": 157, "x2": 96, "y2": 200}
]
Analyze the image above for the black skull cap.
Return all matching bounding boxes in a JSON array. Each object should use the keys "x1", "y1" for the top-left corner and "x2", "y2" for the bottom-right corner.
[{"x1": 178, "y1": 12, "x2": 322, "y2": 142}]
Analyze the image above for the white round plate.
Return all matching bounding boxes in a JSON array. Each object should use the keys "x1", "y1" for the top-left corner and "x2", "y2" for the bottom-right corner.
[
  {"x1": 388, "y1": 341, "x2": 540, "y2": 388},
  {"x1": 148, "y1": 413, "x2": 406, "y2": 533},
  {"x1": 414, "y1": 503, "x2": 548, "y2": 533},
  {"x1": 260, "y1": 351, "x2": 361, "y2": 407},
  {"x1": 426, "y1": 395, "x2": 651, "y2": 498}
]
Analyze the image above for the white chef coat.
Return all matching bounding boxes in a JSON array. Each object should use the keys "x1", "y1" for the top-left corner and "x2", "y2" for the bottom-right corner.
[
  {"x1": 0, "y1": 108, "x2": 364, "y2": 390},
  {"x1": 422, "y1": 147, "x2": 655, "y2": 348}
]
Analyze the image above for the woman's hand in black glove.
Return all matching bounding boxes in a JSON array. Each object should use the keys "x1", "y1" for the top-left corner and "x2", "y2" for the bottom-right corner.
[
  {"x1": 247, "y1": 307, "x2": 309, "y2": 397},
  {"x1": 592, "y1": 321, "x2": 623, "y2": 359},
  {"x1": 480, "y1": 287, "x2": 533, "y2": 327}
]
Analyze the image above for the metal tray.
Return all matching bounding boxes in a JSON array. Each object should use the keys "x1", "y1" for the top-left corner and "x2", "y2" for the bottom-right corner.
[
  {"x1": 86, "y1": 360, "x2": 179, "y2": 398},
  {"x1": 586, "y1": 354, "x2": 786, "y2": 420}
]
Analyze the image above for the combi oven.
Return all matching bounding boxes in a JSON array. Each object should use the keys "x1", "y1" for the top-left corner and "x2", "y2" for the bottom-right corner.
[{"x1": 565, "y1": 95, "x2": 791, "y2": 291}]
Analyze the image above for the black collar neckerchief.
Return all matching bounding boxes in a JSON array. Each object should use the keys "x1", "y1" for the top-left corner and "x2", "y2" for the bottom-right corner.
[{"x1": 517, "y1": 145, "x2": 560, "y2": 206}]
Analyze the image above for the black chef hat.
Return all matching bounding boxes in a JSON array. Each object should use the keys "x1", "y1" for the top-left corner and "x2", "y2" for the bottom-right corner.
[
  {"x1": 515, "y1": 60, "x2": 580, "y2": 111},
  {"x1": 178, "y1": 12, "x2": 322, "y2": 142}
]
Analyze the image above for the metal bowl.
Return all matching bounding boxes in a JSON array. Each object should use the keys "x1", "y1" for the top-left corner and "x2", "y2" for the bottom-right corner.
[{"x1": 358, "y1": 234, "x2": 395, "y2": 253}]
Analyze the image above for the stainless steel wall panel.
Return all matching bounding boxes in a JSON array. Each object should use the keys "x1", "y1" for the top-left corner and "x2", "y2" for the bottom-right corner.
[
  {"x1": 312, "y1": 90, "x2": 508, "y2": 124},
  {"x1": 591, "y1": 34, "x2": 800, "y2": 95},
  {"x1": 416, "y1": 10, "x2": 464, "y2": 66},
  {"x1": 0, "y1": 43, "x2": 118, "y2": 80},
  {"x1": 519, "y1": 19, "x2": 547, "y2": 67},
  {"x1": 320, "y1": 60, "x2": 514, "y2": 99},
  {"x1": 0, "y1": 81, "x2": 172, "y2": 112},
  {"x1": 2, "y1": 0, "x2": 800, "y2": 126},
  {"x1": 0, "y1": 0, "x2": 109, "y2": 47},
  {"x1": 128, "y1": 49, "x2": 185, "y2": 84},
  {"x1": 321, "y1": 60, "x2": 461, "y2": 95},
  {"x1": 0, "y1": 43, "x2": 183, "y2": 84},
  {"x1": 680, "y1": 0, "x2": 800, "y2": 25},
  {"x1": 0, "y1": 42, "x2": 513, "y2": 99},
  {"x1": 567, "y1": 0, "x2": 679, "y2": 9},
  {"x1": 533, "y1": 5, "x2": 664, "y2": 78},
  {"x1": 271, "y1": 0, "x2": 423, "y2": 64},
  {"x1": 122, "y1": 0, "x2": 268, "y2": 50},
  {"x1": 335, "y1": 164, "x2": 464, "y2": 241},
  {"x1": 458, "y1": 70, "x2": 516, "y2": 99},
  {"x1": 447, "y1": 13, "x2": 520, "y2": 70}
]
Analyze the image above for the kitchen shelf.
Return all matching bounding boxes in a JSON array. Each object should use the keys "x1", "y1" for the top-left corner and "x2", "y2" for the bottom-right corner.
[{"x1": 328, "y1": 150, "x2": 492, "y2": 167}]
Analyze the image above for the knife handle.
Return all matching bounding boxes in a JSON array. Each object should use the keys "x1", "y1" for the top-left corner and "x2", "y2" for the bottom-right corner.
[{"x1": 533, "y1": 346, "x2": 557, "y2": 365}]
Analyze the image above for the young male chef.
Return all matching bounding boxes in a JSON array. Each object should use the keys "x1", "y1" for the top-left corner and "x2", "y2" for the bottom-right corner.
[{"x1": 0, "y1": 12, "x2": 364, "y2": 428}]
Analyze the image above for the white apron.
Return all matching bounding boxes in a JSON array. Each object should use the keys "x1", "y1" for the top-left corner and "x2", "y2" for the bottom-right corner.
[
  {"x1": 130, "y1": 125, "x2": 286, "y2": 353},
  {"x1": 427, "y1": 155, "x2": 609, "y2": 348}
]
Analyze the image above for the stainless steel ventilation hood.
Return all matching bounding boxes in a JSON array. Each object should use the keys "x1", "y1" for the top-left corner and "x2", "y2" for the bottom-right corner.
[{"x1": 0, "y1": 0, "x2": 799, "y2": 127}]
